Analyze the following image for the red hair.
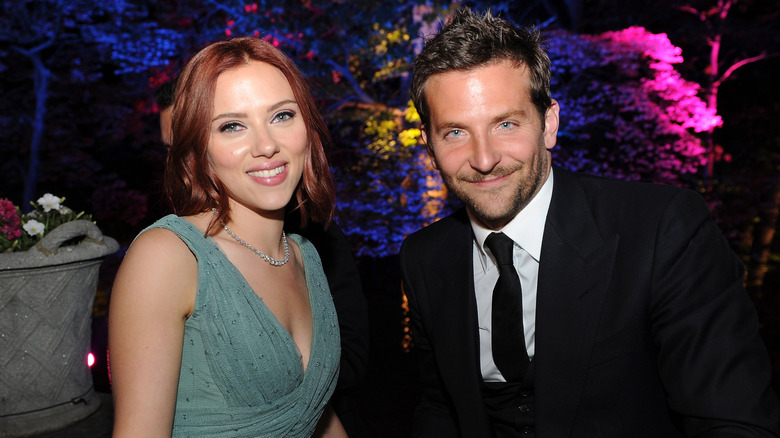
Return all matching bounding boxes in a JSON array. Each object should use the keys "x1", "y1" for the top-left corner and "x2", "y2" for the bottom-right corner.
[{"x1": 166, "y1": 37, "x2": 335, "y2": 235}]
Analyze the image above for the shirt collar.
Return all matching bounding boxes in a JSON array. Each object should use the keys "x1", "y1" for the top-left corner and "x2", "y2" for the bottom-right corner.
[{"x1": 470, "y1": 167, "x2": 554, "y2": 271}]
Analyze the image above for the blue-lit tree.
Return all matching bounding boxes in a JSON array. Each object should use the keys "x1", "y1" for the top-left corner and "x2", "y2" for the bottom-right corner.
[
  {"x1": 323, "y1": 7, "x2": 719, "y2": 257},
  {"x1": 0, "y1": 0, "x2": 745, "y2": 258},
  {"x1": 0, "y1": 0, "x2": 174, "y2": 232}
]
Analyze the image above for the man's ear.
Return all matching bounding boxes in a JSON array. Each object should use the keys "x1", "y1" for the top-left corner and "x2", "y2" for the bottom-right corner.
[
  {"x1": 544, "y1": 99, "x2": 560, "y2": 151},
  {"x1": 420, "y1": 127, "x2": 439, "y2": 170}
]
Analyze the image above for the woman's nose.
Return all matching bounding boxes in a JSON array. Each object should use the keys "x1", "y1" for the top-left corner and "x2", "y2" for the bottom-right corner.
[{"x1": 250, "y1": 127, "x2": 279, "y2": 157}]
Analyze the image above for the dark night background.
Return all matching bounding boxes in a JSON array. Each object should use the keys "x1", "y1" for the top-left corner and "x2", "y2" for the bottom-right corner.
[{"x1": 1, "y1": 0, "x2": 780, "y2": 436}]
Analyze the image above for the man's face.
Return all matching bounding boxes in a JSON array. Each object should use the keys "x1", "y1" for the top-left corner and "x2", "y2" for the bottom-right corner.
[
  {"x1": 160, "y1": 106, "x2": 173, "y2": 145},
  {"x1": 422, "y1": 61, "x2": 559, "y2": 230}
]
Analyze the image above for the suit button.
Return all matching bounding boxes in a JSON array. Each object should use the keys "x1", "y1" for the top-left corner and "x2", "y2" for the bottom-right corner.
[
  {"x1": 521, "y1": 426, "x2": 533, "y2": 435},
  {"x1": 519, "y1": 403, "x2": 533, "y2": 414}
]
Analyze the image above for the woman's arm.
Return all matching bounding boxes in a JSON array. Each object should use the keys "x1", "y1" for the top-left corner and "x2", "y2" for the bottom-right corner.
[{"x1": 108, "y1": 228, "x2": 198, "y2": 437}]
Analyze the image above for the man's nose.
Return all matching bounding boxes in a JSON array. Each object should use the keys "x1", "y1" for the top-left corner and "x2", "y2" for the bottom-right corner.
[{"x1": 469, "y1": 134, "x2": 501, "y2": 173}]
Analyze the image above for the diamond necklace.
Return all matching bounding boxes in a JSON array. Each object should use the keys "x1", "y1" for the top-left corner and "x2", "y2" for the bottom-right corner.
[{"x1": 219, "y1": 220, "x2": 290, "y2": 267}]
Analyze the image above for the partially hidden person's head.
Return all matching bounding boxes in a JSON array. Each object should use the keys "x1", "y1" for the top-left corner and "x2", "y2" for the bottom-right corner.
[
  {"x1": 166, "y1": 36, "x2": 335, "y2": 232},
  {"x1": 411, "y1": 7, "x2": 552, "y2": 130},
  {"x1": 154, "y1": 78, "x2": 177, "y2": 145}
]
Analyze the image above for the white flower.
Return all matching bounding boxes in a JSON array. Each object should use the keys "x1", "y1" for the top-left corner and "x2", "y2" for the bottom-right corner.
[
  {"x1": 23, "y1": 219, "x2": 45, "y2": 236},
  {"x1": 58, "y1": 206, "x2": 72, "y2": 215},
  {"x1": 36, "y1": 193, "x2": 61, "y2": 212}
]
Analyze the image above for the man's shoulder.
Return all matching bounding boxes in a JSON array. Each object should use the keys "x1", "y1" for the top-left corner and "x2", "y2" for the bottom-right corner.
[
  {"x1": 555, "y1": 167, "x2": 691, "y2": 206},
  {"x1": 553, "y1": 167, "x2": 710, "y2": 231},
  {"x1": 402, "y1": 208, "x2": 470, "y2": 253}
]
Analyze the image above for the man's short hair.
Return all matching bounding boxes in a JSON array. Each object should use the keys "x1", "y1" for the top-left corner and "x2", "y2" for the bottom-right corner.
[
  {"x1": 154, "y1": 78, "x2": 177, "y2": 111},
  {"x1": 411, "y1": 7, "x2": 552, "y2": 128}
]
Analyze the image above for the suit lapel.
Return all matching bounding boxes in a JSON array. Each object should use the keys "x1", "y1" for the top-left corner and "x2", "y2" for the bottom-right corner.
[
  {"x1": 428, "y1": 209, "x2": 482, "y2": 376},
  {"x1": 535, "y1": 168, "x2": 619, "y2": 436},
  {"x1": 425, "y1": 210, "x2": 487, "y2": 424}
]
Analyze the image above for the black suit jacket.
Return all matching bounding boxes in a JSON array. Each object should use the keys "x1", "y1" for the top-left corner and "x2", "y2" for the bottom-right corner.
[{"x1": 400, "y1": 166, "x2": 780, "y2": 437}]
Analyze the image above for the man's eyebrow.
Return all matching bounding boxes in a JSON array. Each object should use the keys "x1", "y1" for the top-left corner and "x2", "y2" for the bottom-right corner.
[
  {"x1": 491, "y1": 109, "x2": 530, "y2": 124},
  {"x1": 436, "y1": 122, "x2": 463, "y2": 132}
]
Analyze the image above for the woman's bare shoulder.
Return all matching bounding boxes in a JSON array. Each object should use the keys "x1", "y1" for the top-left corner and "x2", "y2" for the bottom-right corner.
[
  {"x1": 113, "y1": 226, "x2": 198, "y2": 315},
  {"x1": 128, "y1": 227, "x2": 195, "y2": 265}
]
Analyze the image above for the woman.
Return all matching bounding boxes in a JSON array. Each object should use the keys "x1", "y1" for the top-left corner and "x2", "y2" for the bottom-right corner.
[{"x1": 109, "y1": 37, "x2": 345, "y2": 437}]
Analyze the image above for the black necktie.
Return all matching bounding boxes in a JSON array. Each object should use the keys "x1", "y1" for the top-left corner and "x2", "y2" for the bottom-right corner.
[{"x1": 485, "y1": 232, "x2": 530, "y2": 382}]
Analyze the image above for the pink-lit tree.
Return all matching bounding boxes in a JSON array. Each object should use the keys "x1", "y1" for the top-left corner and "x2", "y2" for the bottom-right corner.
[
  {"x1": 676, "y1": 0, "x2": 778, "y2": 296},
  {"x1": 679, "y1": 0, "x2": 772, "y2": 190},
  {"x1": 549, "y1": 26, "x2": 720, "y2": 187}
]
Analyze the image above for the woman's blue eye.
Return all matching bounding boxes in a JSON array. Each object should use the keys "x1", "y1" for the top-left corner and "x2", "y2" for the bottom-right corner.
[{"x1": 219, "y1": 122, "x2": 244, "y2": 133}]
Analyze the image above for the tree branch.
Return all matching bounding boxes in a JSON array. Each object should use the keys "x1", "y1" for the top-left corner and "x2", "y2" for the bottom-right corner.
[{"x1": 714, "y1": 52, "x2": 772, "y2": 88}]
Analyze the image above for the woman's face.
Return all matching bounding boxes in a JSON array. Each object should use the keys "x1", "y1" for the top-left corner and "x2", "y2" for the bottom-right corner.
[{"x1": 207, "y1": 61, "x2": 307, "y2": 217}]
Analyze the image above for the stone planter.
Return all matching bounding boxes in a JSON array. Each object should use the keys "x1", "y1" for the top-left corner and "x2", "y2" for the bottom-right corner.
[{"x1": 0, "y1": 220, "x2": 119, "y2": 437}]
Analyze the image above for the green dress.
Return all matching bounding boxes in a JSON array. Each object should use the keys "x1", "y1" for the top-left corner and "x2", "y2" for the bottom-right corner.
[{"x1": 142, "y1": 215, "x2": 340, "y2": 437}]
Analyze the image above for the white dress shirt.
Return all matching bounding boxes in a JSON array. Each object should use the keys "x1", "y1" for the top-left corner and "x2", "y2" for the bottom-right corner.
[{"x1": 470, "y1": 169, "x2": 554, "y2": 382}]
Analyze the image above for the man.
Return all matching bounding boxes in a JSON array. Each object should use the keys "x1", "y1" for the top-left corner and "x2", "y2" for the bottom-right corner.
[
  {"x1": 154, "y1": 80, "x2": 371, "y2": 436},
  {"x1": 154, "y1": 79, "x2": 176, "y2": 146},
  {"x1": 400, "y1": 7, "x2": 780, "y2": 437}
]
